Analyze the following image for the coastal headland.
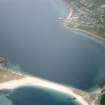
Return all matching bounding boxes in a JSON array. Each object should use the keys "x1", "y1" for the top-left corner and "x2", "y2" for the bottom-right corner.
[{"x1": 61, "y1": 0, "x2": 105, "y2": 41}]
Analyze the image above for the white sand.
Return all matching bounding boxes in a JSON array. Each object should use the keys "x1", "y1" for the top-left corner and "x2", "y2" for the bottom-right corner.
[{"x1": 0, "y1": 75, "x2": 89, "y2": 105}]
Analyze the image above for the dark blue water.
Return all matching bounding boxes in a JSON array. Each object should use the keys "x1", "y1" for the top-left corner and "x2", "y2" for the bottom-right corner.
[
  {"x1": 7, "y1": 86, "x2": 75, "y2": 105},
  {"x1": 0, "y1": 0, "x2": 105, "y2": 90},
  {"x1": 0, "y1": 0, "x2": 105, "y2": 105}
]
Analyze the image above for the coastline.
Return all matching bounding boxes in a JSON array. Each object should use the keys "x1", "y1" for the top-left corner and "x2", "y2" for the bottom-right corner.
[
  {"x1": 0, "y1": 71, "x2": 90, "y2": 105},
  {"x1": 63, "y1": 6, "x2": 105, "y2": 45},
  {"x1": 64, "y1": 24, "x2": 105, "y2": 45}
]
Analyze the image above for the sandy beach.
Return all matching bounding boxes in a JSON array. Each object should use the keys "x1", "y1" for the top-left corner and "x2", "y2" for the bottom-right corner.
[{"x1": 0, "y1": 74, "x2": 90, "y2": 105}]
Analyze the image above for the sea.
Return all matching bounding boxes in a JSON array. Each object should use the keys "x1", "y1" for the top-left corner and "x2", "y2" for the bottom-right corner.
[{"x1": 0, "y1": 0, "x2": 105, "y2": 105}]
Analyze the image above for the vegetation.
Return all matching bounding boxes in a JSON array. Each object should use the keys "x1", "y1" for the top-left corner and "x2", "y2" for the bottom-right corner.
[
  {"x1": 0, "y1": 68, "x2": 23, "y2": 83},
  {"x1": 100, "y1": 95, "x2": 105, "y2": 105},
  {"x1": 64, "y1": 0, "x2": 105, "y2": 38}
]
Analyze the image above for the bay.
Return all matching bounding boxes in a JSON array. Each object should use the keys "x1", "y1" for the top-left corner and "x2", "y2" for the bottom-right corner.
[{"x1": 0, "y1": 1, "x2": 105, "y2": 105}]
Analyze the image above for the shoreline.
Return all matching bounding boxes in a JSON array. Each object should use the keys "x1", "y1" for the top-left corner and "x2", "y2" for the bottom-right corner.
[
  {"x1": 63, "y1": 7, "x2": 105, "y2": 45},
  {"x1": 0, "y1": 73, "x2": 90, "y2": 105},
  {"x1": 64, "y1": 24, "x2": 105, "y2": 45}
]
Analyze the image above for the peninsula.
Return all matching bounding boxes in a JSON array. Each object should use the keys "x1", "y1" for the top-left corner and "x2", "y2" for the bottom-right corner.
[{"x1": 0, "y1": 67, "x2": 105, "y2": 105}]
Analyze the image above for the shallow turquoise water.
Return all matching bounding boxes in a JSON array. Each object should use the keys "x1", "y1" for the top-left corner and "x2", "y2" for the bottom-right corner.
[
  {"x1": 0, "y1": 86, "x2": 77, "y2": 105},
  {"x1": 0, "y1": 94, "x2": 12, "y2": 105}
]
